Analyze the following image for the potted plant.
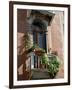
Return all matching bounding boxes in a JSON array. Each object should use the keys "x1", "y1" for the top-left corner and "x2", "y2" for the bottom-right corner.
[{"x1": 34, "y1": 48, "x2": 46, "y2": 56}]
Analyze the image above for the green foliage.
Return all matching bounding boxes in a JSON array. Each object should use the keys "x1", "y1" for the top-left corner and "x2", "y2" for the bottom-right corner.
[
  {"x1": 39, "y1": 48, "x2": 46, "y2": 53},
  {"x1": 23, "y1": 32, "x2": 32, "y2": 50},
  {"x1": 47, "y1": 55, "x2": 60, "y2": 78},
  {"x1": 40, "y1": 53, "x2": 60, "y2": 78},
  {"x1": 40, "y1": 53, "x2": 49, "y2": 64},
  {"x1": 30, "y1": 43, "x2": 38, "y2": 51}
]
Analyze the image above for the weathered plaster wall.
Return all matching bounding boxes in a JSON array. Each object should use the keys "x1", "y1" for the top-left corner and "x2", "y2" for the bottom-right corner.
[{"x1": 48, "y1": 11, "x2": 64, "y2": 78}]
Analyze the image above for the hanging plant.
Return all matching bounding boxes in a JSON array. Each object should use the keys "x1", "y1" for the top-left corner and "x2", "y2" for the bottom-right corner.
[{"x1": 23, "y1": 32, "x2": 33, "y2": 50}]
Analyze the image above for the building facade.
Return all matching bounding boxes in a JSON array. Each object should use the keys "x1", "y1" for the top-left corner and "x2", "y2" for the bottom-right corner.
[{"x1": 17, "y1": 9, "x2": 64, "y2": 80}]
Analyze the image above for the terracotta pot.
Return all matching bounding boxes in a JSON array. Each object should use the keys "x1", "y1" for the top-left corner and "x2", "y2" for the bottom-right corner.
[{"x1": 35, "y1": 50, "x2": 44, "y2": 56}]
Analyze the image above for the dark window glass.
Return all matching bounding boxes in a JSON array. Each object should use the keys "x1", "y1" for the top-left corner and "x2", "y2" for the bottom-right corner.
[
  {"x1": 43, "y1": 33, "x2": 47, "y2": 52},
  {"x1": 33, "y1": 32, "x2": 46, "y2": 51},
  {"x1": 38, "y1": 33, "x2": 43, "y2": 48},
  {"x1": 33, "y1": 32, "x2": 36, "y2": 44}
]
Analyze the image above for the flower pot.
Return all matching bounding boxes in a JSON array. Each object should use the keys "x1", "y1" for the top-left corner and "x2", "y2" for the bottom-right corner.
[{"x1": 34, "y1": 49, "x2": 45, "y2": 56}]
